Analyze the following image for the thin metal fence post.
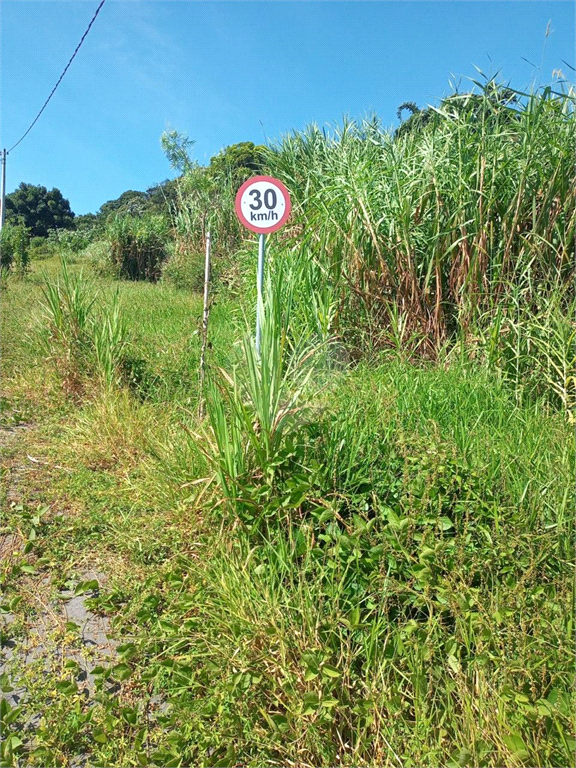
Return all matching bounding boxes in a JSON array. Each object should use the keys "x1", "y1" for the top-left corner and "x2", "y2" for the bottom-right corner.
[{"x1": 199, "y1": 230, "x2": 211, "y2": 418}]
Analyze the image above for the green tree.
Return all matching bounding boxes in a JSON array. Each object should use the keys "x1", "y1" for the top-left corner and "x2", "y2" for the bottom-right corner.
[
  {"x1": 207, "y1": 141, "x2": 266, "y2": 185},
  {"x1": 74, "y1": 212, "x2": 100, "y2": 231},
  {"x1": 98, "y1": 190, "x2": 149, "y2": 220},
  {"x1": 5, "y1": 183, "x2": 75, "y2": 237},
  {"x1": 145, "y1": 179, "x2": 180, "y2": 215}
]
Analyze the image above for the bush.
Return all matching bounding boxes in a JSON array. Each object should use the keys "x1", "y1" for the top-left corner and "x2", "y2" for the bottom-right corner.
[
  {"x1": 85, "y1": 240, "x2": 117, "y2": 278},
  {"x1": 106, "y1": 215, "x2": 170, "y2": 281},
  {"x1": 29, "y1": 236, "x2": 54, "y2": 261},
  {"x1": 0, "y1": 223, "x2": 31, "y2": 276},
  {"x1": 47, "y1": 228, "x2": 92, "y2": 255},
  {"x1": 161, "y1": 241, "x2": 206, "y2": 292}
]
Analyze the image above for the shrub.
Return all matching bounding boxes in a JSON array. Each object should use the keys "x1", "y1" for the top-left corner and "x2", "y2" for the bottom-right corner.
[
  {"x1": 161, "y1": 241, "x2": 206, "y2": 292},
  {"x1": 47, "y1": 228, "x2": 92, "y2": 256},
  {"x1": 85, "y1": 240, "x2": 117, "y2": 278},
  {"x1": 106, "y1": 214, "x2": 170, "y2": 281},
  {"x1": 28, "y1": 236, "x2": 55, "y2": 261},
  {"x1": 0, "y1": 223, "x2": 31, "y2": 276}
]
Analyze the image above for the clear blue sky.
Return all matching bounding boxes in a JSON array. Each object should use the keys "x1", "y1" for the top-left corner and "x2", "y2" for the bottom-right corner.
[{"x1": 1, "y1": 0, "x2": 574, "y2": 215}]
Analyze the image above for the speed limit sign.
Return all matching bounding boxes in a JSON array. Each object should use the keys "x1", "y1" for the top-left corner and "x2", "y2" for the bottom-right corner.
[
  {"x1": 235, "y1": 176, "x2": 292, "y2": 233},
  {"x1": 235, "y1": 175, "x2": 292, "y2": 353}
]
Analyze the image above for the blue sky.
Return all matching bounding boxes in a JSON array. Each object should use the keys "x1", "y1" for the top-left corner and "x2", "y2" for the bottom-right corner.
[{"x1": 1, "y1": 0, "x2": 574, "y2": 215}]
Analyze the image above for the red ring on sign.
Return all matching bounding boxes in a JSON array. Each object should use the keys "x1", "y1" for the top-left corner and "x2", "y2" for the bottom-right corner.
[{"x1": 235, "y1": 175, "x2": 292, "y2": 233}]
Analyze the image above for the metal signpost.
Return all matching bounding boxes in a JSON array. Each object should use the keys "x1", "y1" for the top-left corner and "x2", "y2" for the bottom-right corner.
[{"x1": 235, "y1": 176, "x2": 292, "y2": 353}]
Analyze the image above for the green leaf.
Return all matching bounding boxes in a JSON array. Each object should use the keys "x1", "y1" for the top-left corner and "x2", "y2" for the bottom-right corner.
[
  {"x1": 55, "y1": 680, "x2": 78, "y2": 695},
  {"x1": 0, "y1": 674, "x2": 13, "y2": 693},
  {"x1": 322, "y1": 664, "x2": 341, "y2": 678},
  {"x1": 302, "y1": 692, "x2": 320, "y2": 716},
  {"x1": 9, "y1": 596, "x2": 22, "y2": 611},
  {"x1": 5, "y1": 734, "x2": 23, "y2": 751},
  {"x1": 514, "y1": 692, "x2": 530, "y2": 704},
  {"x1": 456, "y1": 747, "x2": 472, "y2": 767},
  {"x1": 121, "y1": 707, "x2": 138, "y2": 726},
  {"x1": 347, "y1": 606, "x2": 361, "y2": 628},
  {"x1": 112, "y1": 663, "x2": 132, "y2": 681},
  {"x1": 0, "y1": 698, "x2": 10, "y2": 721},
  {"x1": 447, "y1": 655, "x2": 461, "y2": 674},
  {"x1": 503, "y1": 733, "x2": 530, "y2": 761},
  {"x1": 117, "y1": 643, "x2": 137, "y2": 660},
  {"x1": 74, "y1": 579, "x2": 99, "y2": 595}
]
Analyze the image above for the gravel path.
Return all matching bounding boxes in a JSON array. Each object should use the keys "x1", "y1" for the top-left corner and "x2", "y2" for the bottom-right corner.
[{"x1": 1, "y1": 420, "x2": 119, "y2": 738}]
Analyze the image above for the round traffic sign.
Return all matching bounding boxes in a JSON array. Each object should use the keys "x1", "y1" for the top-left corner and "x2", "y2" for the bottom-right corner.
[{"x1": 235, "y1": 175, "x2": 292, "y2": 234}]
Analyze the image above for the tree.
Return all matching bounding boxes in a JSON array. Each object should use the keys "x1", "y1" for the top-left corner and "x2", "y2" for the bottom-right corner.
[
  {"x1": 74, "y1": 212, "x2": 100, "y2": 232},
  {"x1": 98, "y1": 190, "x2": 149, "y2": 220},
  {"x1": 207, "y1": 142, "x2": 266, "y2": 185},
  {"x1": 145, "y1": 179, "x2": 180, "y2": 215},
  {"x1": 5, "y1": 183, "x2": 75, "y2": 237}
]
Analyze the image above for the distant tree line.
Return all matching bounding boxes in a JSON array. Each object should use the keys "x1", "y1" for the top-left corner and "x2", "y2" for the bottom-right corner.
[{"x1": 4, "y1": 182, "x2": 75, "y2": 237}]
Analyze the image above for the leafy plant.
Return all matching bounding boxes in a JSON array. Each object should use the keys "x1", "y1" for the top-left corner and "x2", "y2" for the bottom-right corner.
[
  {"x1": 0, "y1": 223, "x2": 31, "y2": 276},
  {"x1": 40, "y1": 258, "x2": 129, "y2": 394},
  {"x1": 106, "y1": 214, "x2": 170, "y2": 281},
  {"x1": 206, "y1": 270, "x2": 319, "y2": 528}
]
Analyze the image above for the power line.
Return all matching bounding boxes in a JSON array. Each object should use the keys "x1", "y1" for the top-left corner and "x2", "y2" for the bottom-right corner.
[{"x1": 6, "y1": 0, "x2": 107, "y2": 155}]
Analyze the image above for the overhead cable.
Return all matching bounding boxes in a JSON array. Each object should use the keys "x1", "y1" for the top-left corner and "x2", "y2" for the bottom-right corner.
[{"x1": 7, "y1": 0, "x2": 107, "y2": 154}]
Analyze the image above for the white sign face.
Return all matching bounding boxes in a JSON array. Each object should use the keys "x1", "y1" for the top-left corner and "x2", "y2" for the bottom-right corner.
[{"x1": 235, "y1": 176, "x2": 292, "y2": 234}]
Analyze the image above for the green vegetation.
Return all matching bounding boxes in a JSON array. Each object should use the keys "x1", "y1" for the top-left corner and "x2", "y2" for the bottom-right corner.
[
  {"x1": 0, "y1": 223, "x2": 31, "y2": 276},
  {"x1": 105, "y1": 215, "x2": 171, "y2": 281},
  {"x1": 4, "y1": 183, "x2": 75, "y2": 238},
  {"x1": 1, "y1": 79, "x2": 574, "y2": 768}
]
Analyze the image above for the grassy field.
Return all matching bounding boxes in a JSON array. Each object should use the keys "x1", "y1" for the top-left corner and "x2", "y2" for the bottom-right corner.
[
  {"x1": 1, "y1": 250, "x2": 574, "y2": 767},
  {"x1": 1, "y1": 81, "x2": 574, "y2": 768}
]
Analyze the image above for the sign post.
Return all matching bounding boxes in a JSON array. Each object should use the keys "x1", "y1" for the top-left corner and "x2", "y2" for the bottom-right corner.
[
  {"x1": 256, "y1": 232, "x2": 266, "y2": 352},
  {"x1": 235, "y1": 175, "x2": 291, "y2": 353}
]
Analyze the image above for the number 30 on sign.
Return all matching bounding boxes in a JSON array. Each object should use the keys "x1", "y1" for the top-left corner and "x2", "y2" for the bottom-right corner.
[{"x1": 235, "y1": 176, "x2": 292, "y2": 234}]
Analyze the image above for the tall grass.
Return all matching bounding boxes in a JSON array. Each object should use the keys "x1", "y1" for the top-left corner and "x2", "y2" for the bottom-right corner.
[
  {"x1": 137, "y1": 359, "x2": 575, "y2": 768},
  {"x1": 206, "y1": 268, "x2": 320, "y2": 529},
  {"x1": 106, "y1": 214, "x2": 170, "y2": 281},
  {"x1": 40, "y1": 259, "x2": 129, "y2": 394},
  {"x1": 2, "y1": 255, "x2": 573, "y2": 768},
  {"x1": 265, "y1": 82, "x2": 575, "y2": 402}
]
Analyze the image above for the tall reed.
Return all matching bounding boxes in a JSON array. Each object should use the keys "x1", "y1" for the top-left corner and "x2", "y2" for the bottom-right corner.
[{"x1": 265, "y1": 82, "x2": 575, "y2": 356}]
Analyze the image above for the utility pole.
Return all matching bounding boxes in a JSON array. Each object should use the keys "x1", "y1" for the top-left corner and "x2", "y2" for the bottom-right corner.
[{"x1": 0, "y1": 150, "x2": 6, "y2": 232}]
